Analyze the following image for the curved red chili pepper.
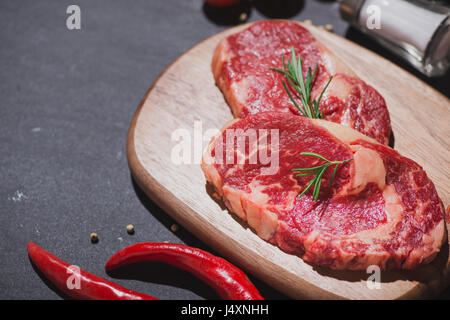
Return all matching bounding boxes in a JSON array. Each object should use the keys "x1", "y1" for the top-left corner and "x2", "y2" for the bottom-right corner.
[
  {"x1": 105, "y1": 242, "x2": 264, "y2": 300},
  {"x1": 27, "y1": 241, "x2": 157, "y2": 300}
]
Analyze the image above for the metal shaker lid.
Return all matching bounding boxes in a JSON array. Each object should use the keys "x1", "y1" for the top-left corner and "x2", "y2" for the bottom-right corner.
[{"x1": 338, "y1": 0, "x2": 365, "y2": 25}]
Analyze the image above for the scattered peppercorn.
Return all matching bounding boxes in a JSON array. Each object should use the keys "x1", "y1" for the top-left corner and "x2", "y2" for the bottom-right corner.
[
  {"x1": 325, "y1": 24, "x2": 334, "y2": 32},
  {"x1": 239, "y1": 12, "x2": 248, "y2": 22},
  {"x1": 170, "y1": 224, "x2": 179, "y2": 232},
  {"x1": 126, "y1": 224, "x2": 135, "y2": 235},
  {"x1": 90, "y1": 233, "x2": 99, "y2": 243}
]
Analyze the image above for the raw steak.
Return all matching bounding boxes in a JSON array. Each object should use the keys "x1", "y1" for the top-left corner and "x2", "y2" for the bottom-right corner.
[
  {"x1": 201, "y1": 112, "x2": 445, "y2": 270},
  {"x1": 212, "y1": 20, "x2": 391, "y2": 145}
]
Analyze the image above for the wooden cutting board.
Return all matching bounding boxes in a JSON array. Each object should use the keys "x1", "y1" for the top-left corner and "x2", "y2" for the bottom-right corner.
[{"x1": 127, "y1": 21, "x2": 450, "y2": 299}]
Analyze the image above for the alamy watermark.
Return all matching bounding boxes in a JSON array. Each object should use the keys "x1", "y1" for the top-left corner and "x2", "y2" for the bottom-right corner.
[
  {"x1": 171, "y1": 121, "x2": 280, "y2": 175},
  {"x1": 66, "y1": 5, "x2": 81, "y2": 30},
  {"x1": 365, "y1": 4, "x2": 381, "y2": 30},
  {"x1": 366, "y1": 265, "x2": 381, "y2": 289},
  {"x1": 66, "y1": 265, "x2": 82, "y2": 290}
]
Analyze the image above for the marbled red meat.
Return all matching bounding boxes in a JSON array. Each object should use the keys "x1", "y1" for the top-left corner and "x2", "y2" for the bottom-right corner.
[
  {"x1": 201, "y1": 112, "x2": 445, "y2": 270},
  {"x1": 212, "y1": 20, "x2": 391, "y2": 145}
]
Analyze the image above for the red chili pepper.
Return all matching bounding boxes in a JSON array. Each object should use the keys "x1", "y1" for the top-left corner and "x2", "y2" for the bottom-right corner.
[
  {"x1": 105, "y1": 242, "x2": 264, "y2": 300},
  {"x1": 27, "y1": 241, "x2": 157, "y2": 300}
]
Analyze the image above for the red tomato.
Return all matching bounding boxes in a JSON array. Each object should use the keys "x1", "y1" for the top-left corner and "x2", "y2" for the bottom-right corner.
[{"x1": 205, "y1": 0, "x2": 240, "y2": 7}]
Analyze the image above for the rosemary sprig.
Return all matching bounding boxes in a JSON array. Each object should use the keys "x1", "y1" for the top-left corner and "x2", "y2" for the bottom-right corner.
[
  {"x1": 293, "y1": 152, "x2": 353, "y2": 201},
  {"x1": 270, "y1": 47, "x2": 333, "y2": 119}
]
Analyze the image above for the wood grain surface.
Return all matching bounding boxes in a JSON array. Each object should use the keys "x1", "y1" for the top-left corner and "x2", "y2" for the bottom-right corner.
[{"x1": 127, "y1": 22, "x2": 450, "y2": 299}]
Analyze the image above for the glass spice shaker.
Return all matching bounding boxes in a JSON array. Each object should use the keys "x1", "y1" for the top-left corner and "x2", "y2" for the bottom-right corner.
[{"x1": 339, "y1": 0, "x2": 450, "y2": 76}]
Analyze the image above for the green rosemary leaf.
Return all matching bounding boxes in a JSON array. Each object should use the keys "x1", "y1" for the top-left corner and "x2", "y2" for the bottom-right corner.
[
  {"x1": 313, "y1": 75, "x2": 333, "y2": 112},
  {"x1": 292, "y1": 152, "x2": 353, "y2": 201},
  {"x1": 292, "y1": 165, "x2": 324, "y2": 172},
  {"x1": 330, "y1": 164, "x2": 339, "y2": 187},
  {"x1": 269, "y1": 47, "x2": 333, "y2": 119},
  {"x1": 282, "y1": 80, "x2": 305, "y2": 117},
  {"x1": 300, "y1": 152, "x2": 331, "y2": 163},
  {"x1": 295, "y1": 172, "x2": 318, "y2": 177},
  {"x1": 297, "y1": 177, "x2": 317, "y2": 199},
  {"x1": 312, "y1": 166, "x2": 327, "y2": 200}
]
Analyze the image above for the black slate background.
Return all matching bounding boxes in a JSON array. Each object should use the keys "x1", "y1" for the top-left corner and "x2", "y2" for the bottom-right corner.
[{"x1": 1, "y1": 0, "x2": 449, "y2": 300}]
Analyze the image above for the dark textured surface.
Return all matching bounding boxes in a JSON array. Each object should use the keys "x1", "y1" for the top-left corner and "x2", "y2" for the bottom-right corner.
[{"x1": 0, "y1": 0, "x2": 448, "y2": 300}]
